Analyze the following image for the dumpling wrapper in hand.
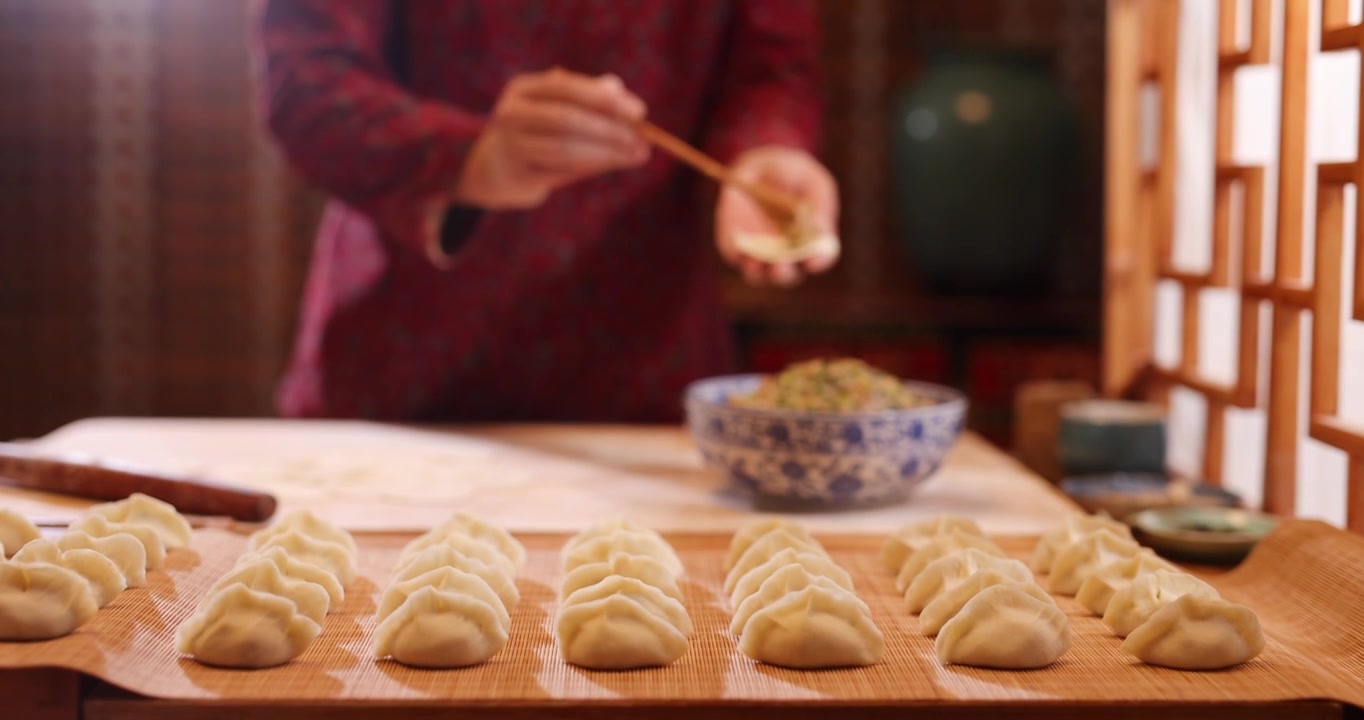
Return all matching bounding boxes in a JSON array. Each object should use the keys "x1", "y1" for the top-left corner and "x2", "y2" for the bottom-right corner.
[
  {"x1": 12, "y1": 539, "x2": 127, "y2": 608},
  {"x1": 880, "y1": 516, "x2": 985, "y2": 571},
  {"x1": 559, "y1": 552, "x2": 683, "y2": 604},
  {"x1": 904, "y1": 547, "x2": 1033, "y2": 613},
  {"x1": 87, "y1": 493, "x2": 194, "y2": 550},
  {"x1": 374, "y1": 585, "x2": 509, "y2": 668},
  {"x1": 555, "y1": 592, "x2": 689, "y2": 670},
  {"x1": 207, "y1": 557, "x2": 331, "y2": 624},
  {"x1": 1031, "y1": 512, "x2": 1131, "y2": 572},
  {"x1": 730, "y1": 562, "x2": 868, "y2": 636},
  {"x1": 56, "y1": 531, "x2": 148, "y2": 588},
  {"x1": 728, "y1": 547, "x2": 855, "y2": 608},
  {"x1": 377, "y1": 565, "x2": 511, "y2": 630},
  {"x1": 723, "y1": 527, "x2": 826, "y2": 595},
  {"x1": 1121, "y1": 593, "x2": 1265, "y2": 670},
  {"x1": 175, "y1": 583, "x2": 321, "y2": 669},
  {"x1": 732, "y1": 231, "x2": 839, "y2": 265},
  {"x1": 738, "y1": 584, "x2": 884, "y2": 669},
  {"x1": 1046, "y1": 527, "x2": 1143, "y2": 595},
  {"x1": 895, "y1": 530, "x2": 1005, "y2": 592},
  {"x1": 0, "y1": 509, "x2": 42, "y2": 560},
  {"x1": 936, "y1": 583, "x2": 1072, "y2": 669},
  {"x1": 1103, "y1": 569, "x2": 1220, "y2": 637},
  {"x1": 69, "y1": 514, "x2": 167, "y2": 570},
  {"x1": 725, "y1": 518, "x2": 818, "y2": 571},
  {"x1": 0, "y1": 562, "x2": 99, "y2": 640},
  {"x1": 1075, "y1": 550, "x2": 1178, "y2": 615},
  {"x1": 920, "y1": 571, "x2": 1057, "y2": 637}
]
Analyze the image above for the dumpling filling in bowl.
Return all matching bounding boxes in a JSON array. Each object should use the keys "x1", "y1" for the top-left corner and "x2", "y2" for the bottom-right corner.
[{"x1": 728, "y1": 358, "x2": 935, "y2": 413}]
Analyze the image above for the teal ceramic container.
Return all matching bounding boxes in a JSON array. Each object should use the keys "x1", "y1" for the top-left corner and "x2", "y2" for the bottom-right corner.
[
  {"x1": 891, "y1": 48, "x2": 1080, "y2": 295},
  {"x1": 1056, "y1": 400, "x2": 1168, "y2": 478}
]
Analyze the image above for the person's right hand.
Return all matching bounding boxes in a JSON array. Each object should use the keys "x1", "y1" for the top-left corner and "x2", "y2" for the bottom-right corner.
[{"x1": 452, "y1": 68, "x2": 650, "y2": 210}]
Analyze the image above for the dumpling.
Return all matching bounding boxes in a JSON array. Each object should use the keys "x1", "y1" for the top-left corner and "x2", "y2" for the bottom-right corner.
[
  {"x1": 920, "y1": 571, "x2": 1056, "y2": 636},
  {"x1": 176, "y1": 582, "x2": 320, "y2": 668},
  {"x1": 562, "y1": 518, "x2": 664, "y2": 553},
  {"x1": 1075, "y1": 550, "x2": 1178, "y2": 615},
  {"x1": 0, "y1": 562, "x2": 99, "y2": 640},
  {"x1": 555, "y1": 592, "x2": 689, "y2": 669},
  {"x1": 207, "y1": 557, "x2": 331, "y2": 624},
  {"x1": 1031, "y1": 513, "x2": 1131, "y2": 572},
  {"x1": 235, "y1": 546, "x2": 344, "y2": 611},
  {"x1": 389, "y1": 544, "x2": 518, "y2": 611},
  {"x1": 561, "y1": 530, "x2": 683, "y2": 577},
  {"x1": 399, "y1": 512, "x2": 525, "y2": 570},
  {"x1": 895, "y1": 530, "x2": 1005, "y2": 592},
  {"x1": 1103, "y1": 569, "x2": 1220, "y2": 637},
  {"x1": 253, "y1": 529, "x2": 357, "y2": 586},
  {"x1": 738, "y1": 584, "x2": 884, "y2": 668},
  {"x1": 392, "y1": 530, "x2": 515, "y2": 581},
  {"x1": 0, "y1": 509, "x2": 41, "y2": 559},
  {"x1": 562, "y1": 574, "x2": 692, "y2": 635},
  {"x1": 1121, "y1": 593, "x2": 1265, "y2": 670},
  {"x1": 248, "y1": 510, "x2": 357, "y2": 558},
  {"x1": 936, "y1": 583, "x2": 1072, "y2": 669},
  {"x1": 12, "y1": 540, "x2": 127, "y2": 608},
  {"x1": 374, "y1": 585, "x2": 509, "y2": 668},
  {"x1": 725, "y1": 518, "x2": 817, "y2": 571},
  {"x1": 1046, "y1": 527, "x2": 1143, "y2": 595},
  {"x1": 87, "y1": 493, "x2": 193, "y2": 550},
  {"x1": 880, "y1": 516, "x2": 984, "y2": 571},
  {"x1": 730, "y1": 562, "x2": 868, "y2": 636},
  {"x1": 904, "y1": 548, "x2": 1034, "y2": 613},
  {"x1": 56, "y1": 531, "x2": 148, "y2": 588},
  {"x1": 723, "y1": 527, "x2": 826, "y2": 595},
  {"x1": 729, "y1": 547, "x2": 855, "y2": 608},
  {"x1": 559, "y1": 552, "x2": 683, "y2": 603},
  {"x1": 376, "y1": 565, "x2": 510, "y2": 630},
  {"x1": 69, "y1": 514, "x2": 167, "y2": 570}
]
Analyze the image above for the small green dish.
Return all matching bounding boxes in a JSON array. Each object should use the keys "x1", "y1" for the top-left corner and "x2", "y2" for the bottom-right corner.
[{"x1": 1128, "y1": 506, "x2": 1279, "y2": 565}]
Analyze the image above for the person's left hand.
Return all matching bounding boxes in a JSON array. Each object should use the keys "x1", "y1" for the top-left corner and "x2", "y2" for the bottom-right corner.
[{"x1": 715, "y1": 146, "x2": 841, "y2": 287}]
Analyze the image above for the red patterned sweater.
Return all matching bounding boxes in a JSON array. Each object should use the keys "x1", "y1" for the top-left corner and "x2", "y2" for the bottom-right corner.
[{"x1": 253, "y1": 0, "x2": 823, "y2": 422}]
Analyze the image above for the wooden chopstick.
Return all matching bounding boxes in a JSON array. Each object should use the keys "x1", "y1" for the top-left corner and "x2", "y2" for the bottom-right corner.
[{"x1": 636, "y1": 121, "x2": 806, "y2": 221}]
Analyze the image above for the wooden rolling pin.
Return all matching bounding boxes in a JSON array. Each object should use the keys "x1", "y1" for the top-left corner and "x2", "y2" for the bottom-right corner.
[{"x1": 0, "y1": 442, "x2": 277, "y2": 523}]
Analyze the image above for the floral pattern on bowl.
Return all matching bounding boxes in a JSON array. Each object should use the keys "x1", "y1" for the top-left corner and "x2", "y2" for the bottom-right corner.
[{"x1": 684, "y1": 374, "x2": 968, "y2": 505}]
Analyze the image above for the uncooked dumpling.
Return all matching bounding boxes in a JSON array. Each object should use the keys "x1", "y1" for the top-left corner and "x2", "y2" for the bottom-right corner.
[
  {"x1": 730, "y1": 562, "x2": 868, "y2": 636},
  {"x1": 68, "y1": 514, "x2": 167, "y2": 570},
  {"x1": 12, "y1": 540, "x2": 127, "y2": 608},
  {"x1": 732, "y1": 229, "x2": 839, "y2": 264},
  {"x1": 389, "y1": 544, "x2": 518, "y2": 611},
  {"x1": 723, "y1": 527, "x2": 826, "y2": 595},
  {"x1": 559, "y1": 552, "x2": 683, "y2": 603},
  {"x1": 248, "y1": 509, "x2": 357, "y2": 558},
  {"x1": 0, "y1": 509, "x2": 41, "y2": 560},
  {"x1": 1046, "y1": 527, "x2": 1143, "y2": 595},
  {"x1": 56, "y1": 531, "x2": 148, "y2": 588},
  {"x1": 235, "y1": 546, "x2": 345, "y2": 611},
  {"x1": 400, "y1": 512, "x2": 525, "y2": 570},
  {"x1": 175, "y1": 582, "x2": 320, "y2": 668},
  {"x1": 87, "y1": 493, "x2": 193, "y2": 550},
  {"x1": 904, "y1": 548, "x2": 1033, "y2": 613},
  {"x1": 555, "y1": 592, "x2": 689, "y2": 669},
  {"x1": 738, "y1": 584, "x2": 884, "y2": 668},
  {"x1": 725, "y1": 518, "x2": 817, "y2": 571},
  {"x1": 253, "y1": 529, "x2": 357, "y2": 586},
  {"x1": 562, "y1": 574, "x2": 693, "y2": 635},
  {"x1": 880, "y1": 516, "x2": 984, "y2": 571},
  {"x1": 376, "y1": 565, "x2": 510, "y2": 630},
  {"x1": 920, "y1": 571, "x2": 1056, "y2": 637},
  {"x1": 936, "y1": 583, "x2": 1072, "y2": 669},
  {"x1": 895, "y1": 530, "x2": 1005, "y2": 592},
  {"x1": 374, "y1": 585, "x2": 509, "y2": 668},
  {"x1": 207, "y1": 557, "x2": 331, "y2": 624},
  {"x1": 560, "y1": 530, "x2": 683, "y2": 577},
  {"x1": 1121, "y1": 593, "x2": 1265, "y2": 670},
  {"x1": 1031, "y1": 513, "x2": 1131, "y2": 572},
  {"x1": 1075, "y1": 550, "x2": 1178, "y2": 615},
  {"x1": 392, "y1": 529, "x2": 514, "y2": 580},
  {"x1": 0, "y1": 561, "x2": 99, "y2": 640},
  {"x1": 729, "y1": 547, "x2": 855, "y2": 608},
  {"x1": 1103, "y1": 569, "x2": 1220, "y2": 637}
]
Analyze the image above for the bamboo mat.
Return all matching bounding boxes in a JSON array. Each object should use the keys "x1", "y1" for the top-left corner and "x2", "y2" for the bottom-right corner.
[{"x1": 0, "y1": 520, "x2": 1361, "y2": 707}]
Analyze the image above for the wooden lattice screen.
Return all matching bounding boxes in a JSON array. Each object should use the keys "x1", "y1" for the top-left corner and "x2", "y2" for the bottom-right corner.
[{"x1": 1104, "y1": 0, "x2": 1364, "y2": 530}]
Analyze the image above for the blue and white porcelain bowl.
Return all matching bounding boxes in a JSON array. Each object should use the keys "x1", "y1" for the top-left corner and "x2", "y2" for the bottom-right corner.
[{"x1": 684, "y1": 374, "x2": 968, "y2": 506}]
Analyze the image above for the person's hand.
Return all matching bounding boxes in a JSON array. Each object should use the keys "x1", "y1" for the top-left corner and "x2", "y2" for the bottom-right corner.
[
  {"x1": 715, "y1": 146, "x2": 840, "y2": 287},
  {"x1": 453, "y1": 68, "x2": 650, "y2": 209}
]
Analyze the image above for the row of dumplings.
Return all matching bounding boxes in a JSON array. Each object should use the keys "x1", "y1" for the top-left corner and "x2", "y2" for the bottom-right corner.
[
  {"x1": 1032, "y1": 514, "x2": 1265, "y2": 670},
  {"x1": 882, "y1": 517, "x2": 1072, "y2": 669},
  {"x1": 175, "y1": 510, "x2": 357, "y2": 668},
  {"x1": 725, "y1": 519, "x2": 884, "y2": 669},
  {"x1": 554, "y1": 519, "x2": 692, "y2": 670},
  {"x1": 372, "y1": 513, "x2": 525, "y2": 668},
  {"x1": 1, "y1": 495, "x2": 193, "y2": 641}
]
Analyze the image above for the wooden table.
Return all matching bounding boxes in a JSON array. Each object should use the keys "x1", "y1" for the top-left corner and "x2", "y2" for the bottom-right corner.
[{"x1": 0, "y1": 419, "x2": 1352, "y2": 720}]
